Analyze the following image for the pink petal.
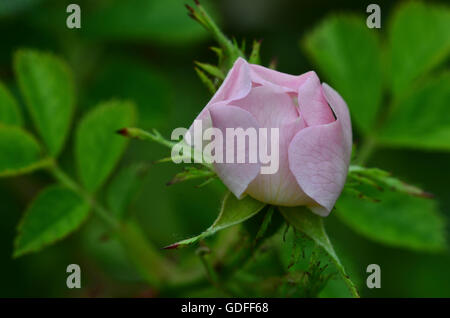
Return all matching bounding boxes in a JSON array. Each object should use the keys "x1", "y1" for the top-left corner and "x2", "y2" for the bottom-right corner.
[
  {"x1": 288, "y1": 84, "x2": 352, "y2": 216},
  {"x1": 322, "y1": 83, "x2": 353, "y2": 159},
  {"x1": 246, "y1": 118, "x2": 314, "y2": 206},
  {"x1": 249, "y1": 64, "x2": 311, "y2": 93},
  {"x1": 288, "y1": 121, "x2": 348, "y2": 216},
  {"x1": 297, "y1": 72, "x2": 335, "y2": 127},
  {"x1": 232, "y1": 85, "x2": 300, "y2": 127},
  {"x1": 209, "y1": 104, "x2": 261, "y2": 198},
  {"x1": 229, "y1": 85, "x2": 312, "y2": 206},
  {"x1": 186, "y1": 58, "x2": 252, "y2": 145},
  {"x1": 210, "y1": 57, "x2": 252, "y2": 104}
]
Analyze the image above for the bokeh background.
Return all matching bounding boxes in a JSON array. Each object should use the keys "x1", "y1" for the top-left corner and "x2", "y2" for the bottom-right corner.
[{"x1": 0, "y1": 0, "x2": 449, "y2": 297}]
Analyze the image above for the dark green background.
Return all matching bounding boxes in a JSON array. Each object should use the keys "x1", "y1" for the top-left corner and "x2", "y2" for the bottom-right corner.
[{"x1": 0, "y1": 0, "x2": 449, "y2": 297}]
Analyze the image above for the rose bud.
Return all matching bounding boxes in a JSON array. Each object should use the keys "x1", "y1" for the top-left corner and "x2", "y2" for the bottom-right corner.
[{"x1": 187, "y1": 58, "x2": 352, "y2": 217}]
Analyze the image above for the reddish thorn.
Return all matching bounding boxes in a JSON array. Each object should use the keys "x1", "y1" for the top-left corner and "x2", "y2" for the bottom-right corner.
[
  {"x1": 163, "y1": 243, "x2": 179, "y2": 250},
  {"x1": 116, "y1": 128, "x2": 129, "y2": 136},
  {"x1": 420, "y1": 191, "x2": 434, "y2": 199},
  {"x1": 185, "y1": 4, "x2": 194, "y2": 13},
  {"x1": 166, "y1": 177, "x2": 180, "y2": 186},
  {"x1": 187, "y1": 12, "x2": 198, "y2": 21},
  {"x1": 194, "y1": 0, "x2": 200, "y2": 5}
]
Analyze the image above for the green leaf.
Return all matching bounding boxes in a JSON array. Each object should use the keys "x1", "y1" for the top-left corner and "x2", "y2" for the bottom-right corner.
[
  {"x1": 194, "y1": 67, "x2": 216, "y2": 94},
  {"x1": 348, "y1": 165, "x2": 432, "y2": 199},
  {"x1": 194, "y1": 62, "x2": 225, "y2": 80},
  {"x1": 336, "y1": 181, "x2": 446, "y2": 252},
  {"x1": 279, "y1": 206, "x2": 359, "y2": 297},
  {"x1": 14, "y1": 185, "x2": 90, "y2": 257},
  {"x1": 83, "y1": 0, "x2": 216, "y2": 45},
  {"x1": 165, "y1": 192, "x2": 266, "y2": 249},
  {"x1": 0, "y1": 82, "x2": 23, "y2": 126},
  {"x1": 14, "y1": 49, "x2": 75, "y2": 156},
  {"x1": 388, "y1": 2, "x2": 450, "y2": 96},
  {"x1": 302, "y1": 15, "x2": 383, "y2": 133},
  {"x1": 75, "y1": 100, "x2": 136, "y2": 193},
  {"x1": 379, "y1": 72, "x2": 450, "y2": 151},
  {"x1": 0, "y1": 125, "x2": 47, "y2": 177},
  {"x1": 106, "y1": 164, "x2": 149, "y2": 219},
  {"x1": 248, "y1": 40, "x2": 262, "y2": 65},
  {"x1": 167, "y1": 166, "x2": 216, "y2": 186}
]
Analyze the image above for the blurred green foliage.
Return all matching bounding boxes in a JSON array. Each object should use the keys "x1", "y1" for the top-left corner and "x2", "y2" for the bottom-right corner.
[
  {"x1": 0, "y1": 0, "x2": 449, "y2": 298},
  {"x1": 14, "y1": 185, "x2": 90, "y2": 258},
  {"x1": 303, "y1": 14, "x2": 383, "y2": 133}
]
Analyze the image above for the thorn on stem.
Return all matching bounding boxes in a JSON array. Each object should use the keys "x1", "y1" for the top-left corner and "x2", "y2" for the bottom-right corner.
[
  {"x1": 185, "y1": 4, "x2": 194, "y2": 13},
  {"x1": 269, "y1": 57, "x2": 278, "y2": 70},
  {"x1": 419, "y1": 191, "x2": 434, "y2": 199},
  {"x1": 185, "y1": 4, "x2": 198, "y2": 21},
  {"x1": 116, "y1": 128, "x2": 129, "y2": 136},
  {"x1": 163, "y1": 243, "x2": 179, "y2": 250},
  {"x1": 166, "y1": 179, "x2": 176, "y2": 186}
]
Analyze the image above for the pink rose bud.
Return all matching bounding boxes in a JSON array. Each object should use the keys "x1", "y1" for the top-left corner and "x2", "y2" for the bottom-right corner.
[{"x1": 188, "y1": 58, "x2": 352, "y2": 216}]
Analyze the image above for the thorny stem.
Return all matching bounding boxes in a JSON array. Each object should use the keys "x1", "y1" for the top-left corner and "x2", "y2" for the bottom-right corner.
[
  {"x1": 187, "y1": 1, "x2": 243, "y2": 69},
  {"x1": 117, "y1": 127, "x2": 214, "y2": 170},
  {"x1": 117, "y1": 127, "x2": 176, "y2": 149}
]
